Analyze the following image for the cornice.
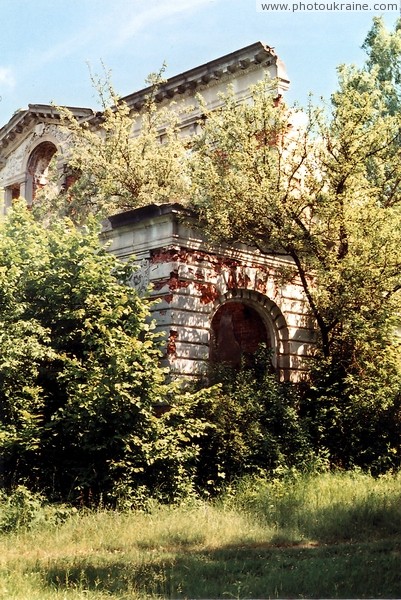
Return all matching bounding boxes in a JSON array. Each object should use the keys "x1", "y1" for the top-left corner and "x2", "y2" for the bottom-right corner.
[
  {"x1": 0, "y1": 41, "x2": 289, "y2": 155},
  {"x1": 120, "y1": 41, "x2": 289, "y2": 113},
  {"x1": 107, "y1": 202, "x2": 192, "y2": 229}
]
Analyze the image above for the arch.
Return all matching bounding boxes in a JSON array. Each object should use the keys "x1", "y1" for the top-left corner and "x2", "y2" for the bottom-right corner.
[
  {"x1": 209, "y1": 289, "x2": 290, "y2": 375},
  {"x1": 210, "y1": 301, "x2": 268, "y2": 365},
  {"x1": 25, "y1": 141, "x2": 58, "y2": 204}
]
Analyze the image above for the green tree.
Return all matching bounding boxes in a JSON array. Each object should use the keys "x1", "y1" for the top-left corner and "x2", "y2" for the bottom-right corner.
[
  {"x1": 362, "y1": 16, "x2": 401, "y2": 114},
  {"x1": 189, "y1": 44, "x2": 401, "y2": 371},
  {"x1": 187, "y1": 21, "x2": 401, "y2": 471},
  {"x1": 0, "y1": 202, "x2": 204, "y2": 504},
  {"x1": 33, "y1": 67, "x2": 189, "y2": 224}
]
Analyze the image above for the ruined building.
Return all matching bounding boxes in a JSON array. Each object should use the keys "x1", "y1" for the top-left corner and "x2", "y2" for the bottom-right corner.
[{"x1": 0, "y1": 42, "x2": 315, "y2": 381}]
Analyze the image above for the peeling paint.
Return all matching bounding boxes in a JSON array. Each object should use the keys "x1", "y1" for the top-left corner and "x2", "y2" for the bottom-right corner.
[
  {"x1": 194, "y1": 281, "x2": 220, "y2": 304},
  {"x1": 256, "y1": 277, "x2": 267, "y2": 294},
  {"x1": 153, "y1": 270, "x2": 190, "y2": 293},
  {"x1": 225, "y1": 267, "x2": 252, "y2": 290},
  {"x1": 149, "y1": 248, "x2": 279, "y2": 287},
  {"x1": 167, "y1": 329, "x2": 178, "y2": 358}
]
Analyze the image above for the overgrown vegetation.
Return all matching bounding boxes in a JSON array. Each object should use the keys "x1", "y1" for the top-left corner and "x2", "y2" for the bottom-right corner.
[
  {"x1": 190, "y1": 18, "x2": 401, "y2": 372},
  {"x1": 187, "y1": 17, "x2": 401, "y2": 477},
  {"x1": 0, "y1": 20, "x2": 401, "y2": 581},
  {"x1": 2, "y1": 202, "x2": 399, "y2": 509},
  {"x1": 0, "y1": 202, "x2": 209, "y2": 506},
  {"x1": 0, "y1": 471, "x2": 400, "y2": 599},
  {"x1": 33, "y1": 65, "x2": 189, "y2": 223},
  {"x1": 193, "y1": 350, "x2": 316, "y2": 495},
  {"x1": 302, "y1": 358, "x2": 401, "y2": 474},
  {"x1": 192, "y1": 351, "x2": 401, "y2": 492}
]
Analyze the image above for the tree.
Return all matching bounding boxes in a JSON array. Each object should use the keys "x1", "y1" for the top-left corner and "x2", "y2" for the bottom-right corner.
[
  {"x1": 33, "y1": 67, "x2": 190, "y2": 224},
  {"x1": 189, "y1": 32, "x2": 401, "y2": 372},
  {"x1": 362, "y1": 16, "x2": 401, "y2": 114},
  {"x1": 187, "y1": 21, "x2": 401, "y2": 471},
  {"x1": 0, "y1": 202, "x2": 205, "y2": 504}
]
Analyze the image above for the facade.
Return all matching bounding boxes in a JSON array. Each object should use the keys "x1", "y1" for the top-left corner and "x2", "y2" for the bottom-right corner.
[
  {"x1": 104, "y1": 204, "x2": 315, "y2": 382},
  {"x1": 0, "y1": 42, "x2": 315, "y2": 381}
]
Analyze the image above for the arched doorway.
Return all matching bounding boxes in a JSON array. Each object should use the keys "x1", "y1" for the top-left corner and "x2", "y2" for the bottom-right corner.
[{"x1": 210, "y1": 301, "x2": 270, "y2": 367}]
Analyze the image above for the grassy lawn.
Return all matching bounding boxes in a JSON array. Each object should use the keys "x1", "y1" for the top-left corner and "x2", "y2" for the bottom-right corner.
[{"x1": 0, "y1": 471, "x2": 400, "y2": 599}]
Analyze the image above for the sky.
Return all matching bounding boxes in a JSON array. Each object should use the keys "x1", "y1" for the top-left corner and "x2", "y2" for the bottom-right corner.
[{"x1": 0, "y1": 0, "x2": 399, "y2": 127}]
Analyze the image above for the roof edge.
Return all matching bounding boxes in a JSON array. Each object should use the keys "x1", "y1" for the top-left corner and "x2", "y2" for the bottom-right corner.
[
  {"x1": 107, "y1": 202, "x2": 193, "y2": 228},
  {"x1": 120, "y1": 41, "x2": 289, "y2": 110}
]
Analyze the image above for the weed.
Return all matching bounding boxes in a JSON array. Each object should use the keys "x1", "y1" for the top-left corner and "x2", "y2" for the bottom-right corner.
[{"x1": 0, "y1": 471, "x2": 400, "y2": 599}]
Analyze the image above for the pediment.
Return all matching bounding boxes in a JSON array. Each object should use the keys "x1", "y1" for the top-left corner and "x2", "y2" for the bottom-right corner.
[{"x1": 0, "y1": 104, "x2": 93, "y2": 159}]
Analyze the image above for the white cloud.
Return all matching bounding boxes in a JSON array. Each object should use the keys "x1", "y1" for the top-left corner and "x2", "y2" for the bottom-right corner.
[
  {"x1": 19, "y1": 0, "x2": 214, "y2": 73},
  {"x1": 111, "y1": 0, "x2": 214, "y2": 46},
  {"x1": 0, "y1": 67, "x2": 16, "y2": 89}
]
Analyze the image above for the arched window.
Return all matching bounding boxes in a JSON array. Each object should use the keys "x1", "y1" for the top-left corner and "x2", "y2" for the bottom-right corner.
[{"x1": 26, "y1": 141, "x2": 58, "y2": 204}]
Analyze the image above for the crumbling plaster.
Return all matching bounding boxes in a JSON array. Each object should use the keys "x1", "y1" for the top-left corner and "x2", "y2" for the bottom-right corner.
[{"x1": 104, "y1": 204, "x2": 315, "y2": 381}]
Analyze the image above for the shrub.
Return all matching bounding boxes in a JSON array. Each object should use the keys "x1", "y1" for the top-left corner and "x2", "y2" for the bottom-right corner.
[
  {"x1": 193, "y1": 349, "x2": 315, "y2": 495},
  {"x1": 301, "y1": 356, "x2": 401, "y2": 474},
  {"x1": 0, "y1": 202, "x2": 205, "y2": 506},
  {"x1": 0, "y1": 486, "x2": 75, "y2": 533}
]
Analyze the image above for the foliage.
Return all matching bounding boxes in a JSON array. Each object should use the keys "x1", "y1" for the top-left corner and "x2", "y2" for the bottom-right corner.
[
  {"x1": 189, "y1": 70, "x2": 401, "y2": 369},
  {"x1": 190, "y1": 346, "x2": 401, "y2": 480},
  {"x1": 192, "y1": 349, "x2": 314, "y2": 495},
  {"x1": 0, "y1": 202, "x2": 205, "y2": 505},
  {"x1": 362, "y1": 16, "x2": 401, "y2": 114},
  {"x1": 187, "y1": 22, "x2": 401, "y2": 475},
  {"x1": 33, "y1": 66, "x2": 190, "y2": 223},
  {"x1": 0, "y1": 486, "x2": 74, "y2": 533},
  {"x1": 300, "y1": 357, "x2": 401, "y2": 474}
]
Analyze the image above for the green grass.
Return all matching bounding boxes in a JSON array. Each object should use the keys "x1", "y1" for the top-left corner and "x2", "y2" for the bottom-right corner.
[{"x1": 0, "y1": 471, "x2": 400, "y2": 599}]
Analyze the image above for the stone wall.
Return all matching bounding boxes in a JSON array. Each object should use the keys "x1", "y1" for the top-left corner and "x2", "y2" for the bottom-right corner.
[{"x1": 104, "y1": 204, "x2": 315, "y2": 381}]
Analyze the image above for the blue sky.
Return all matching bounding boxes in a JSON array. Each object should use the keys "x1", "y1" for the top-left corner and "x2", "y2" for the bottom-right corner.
[{"x1": 0, "y1": 0, "x2": 399, "y2": 127}]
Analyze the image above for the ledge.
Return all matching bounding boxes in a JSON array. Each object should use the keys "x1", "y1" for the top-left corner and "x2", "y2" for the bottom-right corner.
[{"x1": 107, "y1": 202, "x2": 193, "y2": 228}]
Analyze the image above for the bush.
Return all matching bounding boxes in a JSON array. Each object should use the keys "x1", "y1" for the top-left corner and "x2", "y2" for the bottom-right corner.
[
  {"x1": 0, "y1": 202, "x2": 205, "y2": 506},
  {"x1": 0, "y1": 486, "x2": 75, "y2": 533},
  {"x1": 300, "y1": 356, "x2": 401, "y2": 474},
  {"x1": 193, "y1": 349, "x2": 315, "y2": 495}
]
